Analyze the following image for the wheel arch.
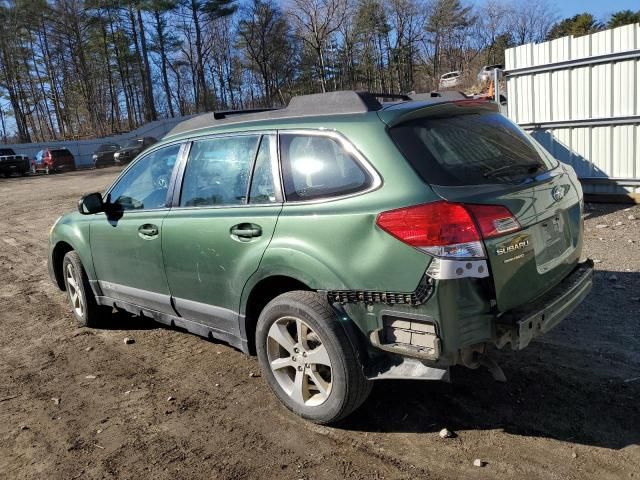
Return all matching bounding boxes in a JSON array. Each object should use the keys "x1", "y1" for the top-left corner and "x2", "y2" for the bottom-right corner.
[
  {"x1": 50, "y1": 221, "x2": 96, "y2": 292},
  {"x1": 51, "y1": 241, "x2": 74, "y2": 290},
  {"x1": 239, "y1": 249, "x2": 351, "y2": 355},
  {"x1": 241, "y1": 275, "x2": 311, "y2": 355}
]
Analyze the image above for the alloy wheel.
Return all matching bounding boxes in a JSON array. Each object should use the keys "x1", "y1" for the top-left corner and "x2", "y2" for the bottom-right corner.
[
  {"x1": 266, "y1": 316, "x2": 333, "y2": 407},
  {"x1": 65, "y1": 263, "x2": 84, "y2": 318}
]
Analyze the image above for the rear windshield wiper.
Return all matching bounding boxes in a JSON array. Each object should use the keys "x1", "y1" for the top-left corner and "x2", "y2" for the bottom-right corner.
[{"x1": 483, "y1": 163, "x2": 544, "y2": 179}]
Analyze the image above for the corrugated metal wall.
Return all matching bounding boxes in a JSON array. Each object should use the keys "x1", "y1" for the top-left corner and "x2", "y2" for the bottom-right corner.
[{"x1": 505, "y1": 24, "x2": 640, "y2": 195}]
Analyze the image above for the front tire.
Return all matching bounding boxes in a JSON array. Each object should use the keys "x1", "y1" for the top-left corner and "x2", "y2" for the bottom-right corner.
[
  {"x1": 62, "y1": 251, "x2": 110, "y2": 327},
  {"x1": 256, "y1": 291, "x2": 371, "y2": 424}
]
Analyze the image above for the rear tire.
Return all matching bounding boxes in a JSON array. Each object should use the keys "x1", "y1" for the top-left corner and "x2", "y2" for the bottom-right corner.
[
  {"x1": 256, "y1": 291, "x2": 372, "y2": 424},
  {"x1": 62, "y1": 251, "x2": 110, "y2": 327}
]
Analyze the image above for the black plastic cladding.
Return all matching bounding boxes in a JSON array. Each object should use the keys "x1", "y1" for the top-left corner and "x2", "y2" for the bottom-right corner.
[{"x1": 326, "y1": 276, "x2": 434, "y2": 307}]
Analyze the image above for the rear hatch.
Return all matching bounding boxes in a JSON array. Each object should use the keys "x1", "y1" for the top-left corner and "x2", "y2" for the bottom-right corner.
[
  {"x1": 51, "y1": 149, "x2": 75, "y2": 168},
  {"x1": 383, "y1": 101, "x2": 584, "y2": 312}
]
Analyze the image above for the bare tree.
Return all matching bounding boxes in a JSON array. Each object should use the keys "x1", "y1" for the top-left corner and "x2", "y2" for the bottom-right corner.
[
  {"x1": 287, "y1": 0, "x2": 349, "y2": 92},
  {"x1": 508, "y1": 0, "x2": 558, "y2": 45}
]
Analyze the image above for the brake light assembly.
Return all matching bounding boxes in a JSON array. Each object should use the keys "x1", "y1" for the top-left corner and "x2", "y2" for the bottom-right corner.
[{"x1": 376, "y1": 201, "x2": 520, "y2": 279}]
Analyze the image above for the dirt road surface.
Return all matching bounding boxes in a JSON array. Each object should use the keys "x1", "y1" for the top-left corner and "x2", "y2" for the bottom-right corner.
[{"x1": 1, "y1": 168, "x2": 639, "y2": 480}]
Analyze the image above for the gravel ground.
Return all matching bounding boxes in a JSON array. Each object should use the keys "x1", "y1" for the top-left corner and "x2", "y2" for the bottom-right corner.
[{"x1": 0, "y1": 168, "x2": 638, "y2": 480}]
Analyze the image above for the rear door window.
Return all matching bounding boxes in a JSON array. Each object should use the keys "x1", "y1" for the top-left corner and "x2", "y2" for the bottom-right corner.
[
  {"x1": 248, "y1": 136, "x2": 277, "y2": 204},
  {"x1": 389, "y1": 113, "x2": 557, "y2": 186},
  {"x1": 180, "y1": 135, "x2": 260, "y2": 207},
  {"x1": 279, "y1": 133, "x2": 371, "y2": 201}
]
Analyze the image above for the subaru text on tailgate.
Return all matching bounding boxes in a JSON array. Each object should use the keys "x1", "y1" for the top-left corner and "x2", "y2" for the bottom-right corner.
[{"x1": 48, "y1": 91, "x2": 593, "y2": 424}]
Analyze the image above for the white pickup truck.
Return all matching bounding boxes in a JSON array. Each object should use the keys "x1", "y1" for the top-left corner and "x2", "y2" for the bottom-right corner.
[{"x1": 0, "y1": 148, "x2": 30, "y2": 177}]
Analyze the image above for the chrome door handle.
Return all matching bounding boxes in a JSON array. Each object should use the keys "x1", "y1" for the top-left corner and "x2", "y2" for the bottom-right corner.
[
  {"x1": 138, "y1": 224, "x2": 159, "y2": 238},
  {"x1": 230, "y1": 224, "x2": 262, "y2": 239}
]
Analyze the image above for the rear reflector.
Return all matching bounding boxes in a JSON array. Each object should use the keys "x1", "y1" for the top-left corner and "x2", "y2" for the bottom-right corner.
[{"x1": 376, "y1": 201, "x2": 520, "y2": 259}]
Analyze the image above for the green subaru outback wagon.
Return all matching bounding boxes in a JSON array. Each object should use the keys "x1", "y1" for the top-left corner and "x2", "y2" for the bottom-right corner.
[{"x1": 49, "y1": 91, "x2": 593, "y2": 423}]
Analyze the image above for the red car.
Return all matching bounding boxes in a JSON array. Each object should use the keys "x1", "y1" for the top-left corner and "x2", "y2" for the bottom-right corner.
[{"x1": 32, "y1": 148, "x2": 76, "y2": 174}]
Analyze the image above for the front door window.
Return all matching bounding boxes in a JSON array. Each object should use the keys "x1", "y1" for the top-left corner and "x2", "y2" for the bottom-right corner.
[{"x1": 108, "y1": 144, "x2": 181, "y2": 210}]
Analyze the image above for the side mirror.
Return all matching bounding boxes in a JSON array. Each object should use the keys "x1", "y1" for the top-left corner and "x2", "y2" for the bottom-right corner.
[{"x1": 78, "y1": 192, "x2": 105, "y2": 215}]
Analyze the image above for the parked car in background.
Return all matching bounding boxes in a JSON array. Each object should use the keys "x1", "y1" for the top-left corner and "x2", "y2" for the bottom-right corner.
[
  {"x1": 93, "y1": 143, "x2": 120, "y2": 168},
  {"x1": 439, "y1": 70, "x2": 462, "y2": 89},
  {"x1": 32, "y1": 148, "x2": 76, "y2": 174},
  {"x1": 478, "y1": 64, "x2": 503, "y2": 84},
  {"x1": 0, "y1": 148, "x2": 30, "y2": 177},
  {"x1": 49, "y1": 91, "x2": 593, "y2": 424},
  {"x1": 114, "y1": 137, "x2": 157, "y2": 165}
]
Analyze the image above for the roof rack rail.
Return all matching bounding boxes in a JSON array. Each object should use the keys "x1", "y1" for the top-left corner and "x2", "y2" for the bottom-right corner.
[
  {"x1": 408, "y1": 90, "x2": 470, "y2": 101},
  {"x1": 167, "y1": 90, "x2": 408, "y2": 138},
  {"x1": 365, "y1": 92, "x2": 412, "y2": 102},
  {"x1": 213, "y1": 107, "x2": 282, "y2": 120}
]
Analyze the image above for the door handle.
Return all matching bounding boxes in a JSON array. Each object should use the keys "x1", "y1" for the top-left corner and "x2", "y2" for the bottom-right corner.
[
  {"x1": 138, "y1": 224, "x2": 159, "y2": 238},
  {"x1": 230, "y1": 224, "x2": 262, "y2": 239}
]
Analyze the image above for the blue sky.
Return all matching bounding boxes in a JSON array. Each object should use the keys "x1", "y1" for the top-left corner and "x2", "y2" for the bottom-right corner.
[{"x1": 551, "y1": 0, "x2": 639, "y2": 21}]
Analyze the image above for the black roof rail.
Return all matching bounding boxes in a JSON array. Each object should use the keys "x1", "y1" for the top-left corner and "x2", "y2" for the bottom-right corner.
[
  {"x1": 408, "y1": 90, "x2": 470, "y2": 101},
  {"x1": 212, "y1": 107, "x2": 282, "y2": 120},
  {"x1": 364, "y1": 92, "x2": 412, "y2": 102},
  {"x1": 166, "y1": 90, "x2": 408, "y2": 138}
]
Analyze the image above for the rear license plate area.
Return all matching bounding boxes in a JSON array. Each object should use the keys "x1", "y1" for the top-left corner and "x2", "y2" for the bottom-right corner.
[{"x1": 533, "y1": 211, "x2": 573, "y2": 274}]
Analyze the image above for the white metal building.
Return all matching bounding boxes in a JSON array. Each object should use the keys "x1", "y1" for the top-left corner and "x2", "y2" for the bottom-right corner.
[{"x1": 505, "y1": 23, "x2": 640, "y2": 199}]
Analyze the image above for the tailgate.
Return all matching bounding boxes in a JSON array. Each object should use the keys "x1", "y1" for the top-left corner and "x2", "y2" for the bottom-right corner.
[
  {"x1": 59, "y1": 156, "x2": 75, "y2": 166},
  {"x1": 432, "y1": 169, "x2": 584, "y2": 312},
  {"x1": 385, "y1": 105, "x2": 585, "y2": 312}
]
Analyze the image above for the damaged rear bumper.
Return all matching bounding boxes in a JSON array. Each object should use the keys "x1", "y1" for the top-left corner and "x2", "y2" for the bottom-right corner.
[{"x1": 494, "y1": 259, "x2": 594, "y2": 351}]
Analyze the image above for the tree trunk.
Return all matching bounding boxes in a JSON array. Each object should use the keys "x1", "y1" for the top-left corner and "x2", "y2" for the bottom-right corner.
[
  {"x1": 154, "y1": 9, "x2": 175, "y2": 117},
  {"x1": 129, "y1": 6, "x2": 153, "y2": 122},
  {"x1": 137, "y1": 7, "x2": 157, "y2": 120},
  {"x1": 191, "y1": 0, "x2": 209, "y2": 111}
]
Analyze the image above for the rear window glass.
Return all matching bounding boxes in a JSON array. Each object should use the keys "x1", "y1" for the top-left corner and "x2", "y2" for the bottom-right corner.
[
  {"x1": 280, "y1": 134, "x2": 371, "y2": 201},
  {"x1": 389, "y1": 113, "x2": 556, "y2": 186},
  {"x1": 51, "y1": 149, "x2": 72, "y2": 157},
  {"x1": 0, "y1": 149, "x2": 15, "y2": 156}
]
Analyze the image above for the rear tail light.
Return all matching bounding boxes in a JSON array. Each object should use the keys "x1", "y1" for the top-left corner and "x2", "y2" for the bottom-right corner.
[
  {"x1": 465, "y1": 204, "x2": 520, "y2": 239},
  {"x1": 376, "y1": 201, "x2": 520, "y2": 259}
]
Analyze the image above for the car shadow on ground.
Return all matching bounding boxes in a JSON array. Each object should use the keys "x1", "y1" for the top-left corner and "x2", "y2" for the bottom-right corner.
[
  {"x1": 342, "y1": 270, "x2": 640, "y2": 451},
  {"x1": 98, "y1": 309, "x2": 158, "y2": 331},
  {"x1": 343, "y1": 355, "x2": 639, "y2": 450},
  {"x1": 583, "y1": 202, "x2": 637, "y2": 222},
  {"x1": 99, "y1": 309, "x2": 231, "y2": 346},
  {"x1": 88, "y1": 270, "x2": 639, "y2": 450}
]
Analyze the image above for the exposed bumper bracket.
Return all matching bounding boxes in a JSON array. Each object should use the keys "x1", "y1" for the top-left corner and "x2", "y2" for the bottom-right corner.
[{"x1": 495, "y1": 259, "x2": 594, "y2": 351}]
